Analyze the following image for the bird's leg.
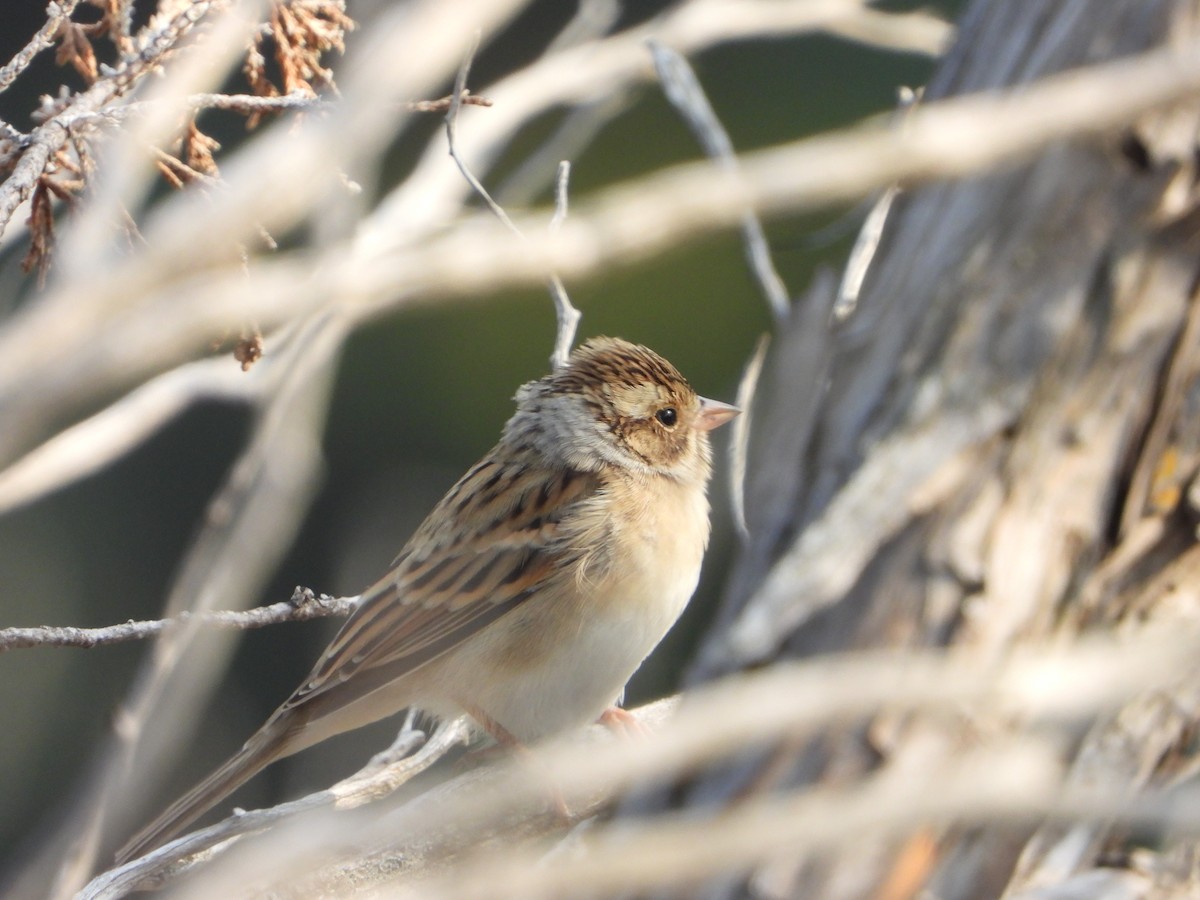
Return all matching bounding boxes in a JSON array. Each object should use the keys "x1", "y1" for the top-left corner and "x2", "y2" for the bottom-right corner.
[
  {"x1": 598, "y1": 705, "x2": 650, "y2": 739},
  {"x1": 458, "y1": 701, "x2": 571, "y2": 820}
]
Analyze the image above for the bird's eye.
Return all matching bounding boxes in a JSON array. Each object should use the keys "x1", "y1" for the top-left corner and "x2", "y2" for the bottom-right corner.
[{"x1": 655, "y1": 407, "x2": 678, "y2": 427}]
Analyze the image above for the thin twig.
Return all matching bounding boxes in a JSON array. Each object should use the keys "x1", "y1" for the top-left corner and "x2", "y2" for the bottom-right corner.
[
  {"x1": 329, "y1": 715, "x2": 472, "y2": 807},
  {"x1": 730, "y1": 334, "x2": 770, "y2": 541},
  {"x1": 186, "y1": 90, "x2": 329, "y2": 114},
  {"x1": 0, "y1": 589, "x2": 357, "y2": 652},
  {"x1": 445, "y1": 35, "x2": 580, "y2": 371},
  {"x1": 445, "y1": 35, "x2": 517, "y2": 230},
  {"x1": 832, "y1": 184, "x2": 898, "y2": 322},
  {"x1": 407, "y1": 90, "x2": 492, "y2": 113},
  {"x1": 649, "y1": 40, "x2": 790, "y2": 322},
  {"x1": 548, "y1": 161, "x2": 580, "y2": 370},
  {"x1": 550, "y1": 161, "x2": 571, "y2": 230},
  {"x1": 833, "y1": 86, "x2": 920, "y2": 322},
  {"x1": 0, "y1": 0, "x2": 85, "y2": 93},
  {"x1": 150, "y1": 146, "x2": 221, "y2": 188}
]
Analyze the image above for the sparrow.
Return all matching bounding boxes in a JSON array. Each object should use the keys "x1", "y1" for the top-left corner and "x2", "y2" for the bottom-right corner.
[{"x1": 118, "y1": 336, "x2": 738, "y2": 862}]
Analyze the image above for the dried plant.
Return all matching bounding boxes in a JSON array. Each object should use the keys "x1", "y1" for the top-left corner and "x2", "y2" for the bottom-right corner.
[{"x1": 1, "y1": 0, "x2": 352, "y2": 295}]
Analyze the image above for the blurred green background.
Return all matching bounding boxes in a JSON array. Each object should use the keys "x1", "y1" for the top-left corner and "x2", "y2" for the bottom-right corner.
[{"x1": 0, "y1": 0, "x2": 961, "y2": 879}]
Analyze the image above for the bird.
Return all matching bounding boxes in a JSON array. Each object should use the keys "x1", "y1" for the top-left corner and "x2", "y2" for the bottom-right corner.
[{"x1": 117, "y1": 336, "x2": 739, "y2": 863}]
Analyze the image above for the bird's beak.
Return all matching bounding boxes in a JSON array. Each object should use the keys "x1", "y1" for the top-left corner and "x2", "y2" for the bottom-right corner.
[{"x1": 695, "y1": 397, "x2": 740, "y2": 432}]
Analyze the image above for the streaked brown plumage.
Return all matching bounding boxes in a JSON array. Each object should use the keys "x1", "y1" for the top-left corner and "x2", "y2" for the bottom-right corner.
[{"x1": 117, "y1": 337, "x2": 738, "y2": 863}]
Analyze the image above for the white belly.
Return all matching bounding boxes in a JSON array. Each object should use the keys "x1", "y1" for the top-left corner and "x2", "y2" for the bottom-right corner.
[{"x1": 478, "y1": 571, "x2": 700, "y2": 740}]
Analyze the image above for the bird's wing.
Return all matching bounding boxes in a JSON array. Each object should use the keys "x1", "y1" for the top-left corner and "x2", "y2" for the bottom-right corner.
[{"x1": 282, "y1": 455, "x2": 601, "y2": 714}]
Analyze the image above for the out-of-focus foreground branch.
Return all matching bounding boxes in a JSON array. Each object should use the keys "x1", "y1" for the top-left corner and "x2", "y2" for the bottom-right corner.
[{"x1": 85, "y1": 622, "x2": 1200, "y2": 897}]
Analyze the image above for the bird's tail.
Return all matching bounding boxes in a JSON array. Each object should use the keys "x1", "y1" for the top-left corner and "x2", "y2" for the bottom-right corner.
[{"x1": 115, "y1": 721, "x2": 294, "y2": 865}]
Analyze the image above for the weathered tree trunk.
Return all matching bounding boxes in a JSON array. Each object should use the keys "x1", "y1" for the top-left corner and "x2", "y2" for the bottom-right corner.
[{"x1": 669, "y1": 1, "x2": 1200, "y2": 896}]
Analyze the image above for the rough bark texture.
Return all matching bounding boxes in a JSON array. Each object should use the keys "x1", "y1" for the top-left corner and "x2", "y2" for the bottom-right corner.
[{"x1": 667, "y1": 1, "x2": 1200, "y2": 897}]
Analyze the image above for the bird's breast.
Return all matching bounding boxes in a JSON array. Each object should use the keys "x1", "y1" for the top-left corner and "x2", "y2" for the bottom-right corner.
[
  {"x1": 598, "y1": 474, "x2": 710, "y2": 632},
  {"x1": 440, "y1": 475, "x2": 711, "y2": 743}
]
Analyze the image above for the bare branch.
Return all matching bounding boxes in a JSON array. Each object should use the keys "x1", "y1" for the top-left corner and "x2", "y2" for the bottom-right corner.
[
  {"x1": 413, "y1": 743, "x2": 1200, "y2": 900},
  {"x1": 328, "y1": 715, "x2": 472, "y2": 809},
  {"x1": 185, "y1": 90, "x2": 329, "y2": 114},
  {"x1": 444, "y1": 35, "x2": 579, "y2": 371},
  {"x1": 650, "y1": 39, "x2": 790, "y2": 321},
  {"x1": 407, "y1": 90, "x2": 492, "y2": 113},
  {"x1": 444, "y1": 34, "x2": 517, "y2": 229},
  {"x1": 0, "y1": 0, "x2": 85, "y2": 94},
  {"x1": 0, "y1": 22, "x2": 1184, "y2": 501},
  {"x1": 0, "y1": 0, "x2": 955, "y2": 471},
  {"x1": 833, "y1": 86, "x2": 919, "y2": 322},
  {"x1": 82, "y1": 717, "x2": 471, "y2": 900},
  {"x1": 0, "y1": 323, "x2": 308, "y2": 515},
  {"x1": 0, "y1": 117, "x2": 25, "y2": 147},
  {"x1": 0, "y1": 0, "x2": 224, "y2": 241},
  {"x1": 88, "y1": 623, "x2": 1200, "y2": 896},
  {"x1": 17, "y1": 23, "x2": 1182, "y2": 456},
  {"x1": 730, "y1": 334, "x2": 769, "y2": 541},
  {"x1": 548, "y1": 161, "x2": 580, "y2": 370},
  {"x1": 364, "y1": 0, "x2": 951, "y2": 254},
  {"x1": 0, "y1": 589, "x2": 356, "y2": 653},
  {"x1": 831, "y1": 184, "x2": 897, "y2": 322},
  {"x1": 0, "y1": 90, "x2": 323, "y2": 156},
  {"x1": 29, "y1": 313, "x2": 348, "y2": 897}
]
